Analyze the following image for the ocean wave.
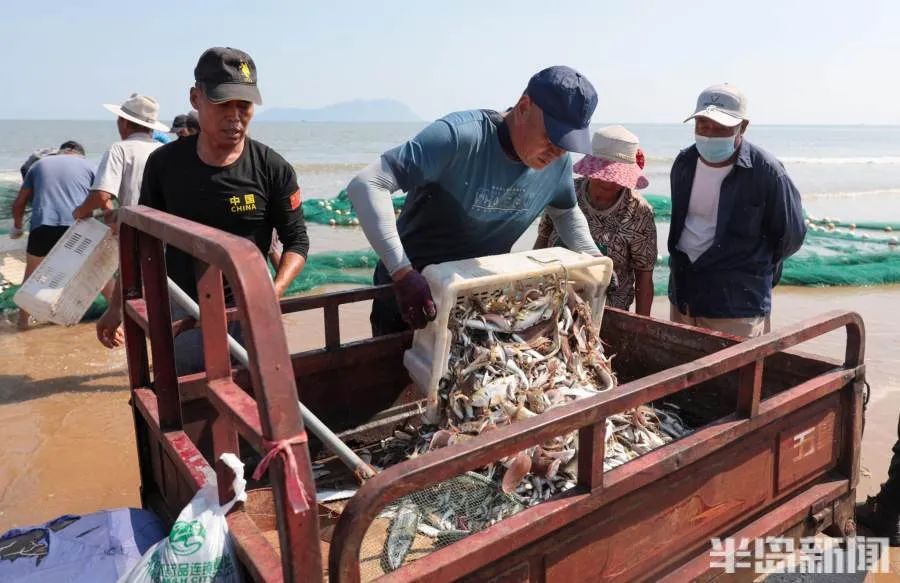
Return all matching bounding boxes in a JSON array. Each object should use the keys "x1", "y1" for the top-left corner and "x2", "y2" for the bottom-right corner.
[
  {"x1": 291, "y1": 162, "x2": 368, "y2": 175},
  {"x1": 0, "y1": 163, "x2": 371, "y2": 181},
  {"x1": 803, "y1": 188, "x2": 900, "y2": 200},
  {"x1": 782, "y1": 156, "x2": 900, "y2": 165},
  {"x1": 642, "y1": 155, "x2": 900, "y2": 166},
  {"x1": 0, "y1": 171, "x2": 22, "y2": 184}
]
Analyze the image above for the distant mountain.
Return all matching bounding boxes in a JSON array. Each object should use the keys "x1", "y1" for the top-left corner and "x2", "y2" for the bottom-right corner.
[{"x1": 258, "y1": 99, "x2": 423, "y2": 122}]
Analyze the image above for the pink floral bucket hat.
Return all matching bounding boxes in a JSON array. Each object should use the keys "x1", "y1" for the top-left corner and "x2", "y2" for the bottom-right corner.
[{"x1": 572, "y1": 125, "x2": 649, "y2": 190}]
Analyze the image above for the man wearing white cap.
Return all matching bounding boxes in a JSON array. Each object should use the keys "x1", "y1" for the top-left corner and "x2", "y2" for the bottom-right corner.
[
  {"x1": 668, "y1": 84, "x2": 806, "y2": 337},
  {"x1": 73, "y1": 93, "x2": 169, "y2": 218}
]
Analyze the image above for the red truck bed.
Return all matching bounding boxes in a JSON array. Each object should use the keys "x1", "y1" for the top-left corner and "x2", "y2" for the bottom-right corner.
[{"x1": 117, "y1": 206, "x2": 865, "y2": 582}]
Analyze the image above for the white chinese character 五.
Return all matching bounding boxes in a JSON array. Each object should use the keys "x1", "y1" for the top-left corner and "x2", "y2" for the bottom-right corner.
[
  {"x1": 710, "y1": 537, "x2": 753, "y2": 573},
  {"x1": 755, "y1": 536, "x2": 797, "y2": 574}
]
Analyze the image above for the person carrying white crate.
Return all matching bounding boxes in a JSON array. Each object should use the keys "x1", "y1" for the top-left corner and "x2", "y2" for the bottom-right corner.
[
  {"x1": 348, "y1": 66, "x2": 607, "y2": 336},
  {"x1": 9, "y1": 141, "x2": 95, "y2": 330}
]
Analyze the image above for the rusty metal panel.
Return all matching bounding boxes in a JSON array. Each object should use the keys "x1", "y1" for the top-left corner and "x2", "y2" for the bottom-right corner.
[
  {"x1": 776, "y1": 405, "x2": 838, "y2": 493},
  {"x1": 162, "y1": 449, "x2": 180, "y2": 505},
  {"x1": 344, "y1": 368, "x2": 859, "y2": 583},
  {"x1": 659, "y1": 479, "x2": 848, "y2": 582},
  {"x1": 481, "y1": 562, "x2": 532, "y2": 583},
  {"x1": 228, "y1": 510, "x2": 285, "y2": 583},
  {"x1": 150, "y1": 441, "x2": 165, "y2": 502},
  {"x1": 544, "y1": 448, "x2": 773, "y2": 583}
]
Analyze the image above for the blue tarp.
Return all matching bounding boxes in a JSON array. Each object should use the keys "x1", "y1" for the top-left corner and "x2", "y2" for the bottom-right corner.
[{"x1": 0, "y1": 508, "x2": 166, "y2": 582}]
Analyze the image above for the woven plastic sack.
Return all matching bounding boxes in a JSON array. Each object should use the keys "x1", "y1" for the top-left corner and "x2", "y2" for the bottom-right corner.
[{"x1": 119, "y1": 454, "x2": 248, "y2": 583}]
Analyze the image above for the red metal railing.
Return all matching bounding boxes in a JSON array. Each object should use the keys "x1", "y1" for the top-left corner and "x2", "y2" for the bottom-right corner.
[{"x1": 120, "y1": 206, "x2": 322, "y2": 582}]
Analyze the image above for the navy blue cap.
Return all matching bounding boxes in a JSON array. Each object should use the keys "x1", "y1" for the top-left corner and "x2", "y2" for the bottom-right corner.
[{"x1": 525, "y1": 66, "x2": 597, "y2": 154}]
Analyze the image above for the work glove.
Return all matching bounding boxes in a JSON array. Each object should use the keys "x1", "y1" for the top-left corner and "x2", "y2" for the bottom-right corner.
[{"x1": 393, "y1": 269, "x2": 437, "y2": 329}]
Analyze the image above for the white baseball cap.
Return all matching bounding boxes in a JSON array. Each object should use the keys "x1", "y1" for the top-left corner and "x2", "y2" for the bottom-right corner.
[{"x1": 684, "y1": 83, "x2": 747, "y2": 128}]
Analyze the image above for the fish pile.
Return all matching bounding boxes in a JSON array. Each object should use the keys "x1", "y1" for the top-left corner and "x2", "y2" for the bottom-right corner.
[{"x1": 368, "y1": 275, "x2": 693, "y2": 572}]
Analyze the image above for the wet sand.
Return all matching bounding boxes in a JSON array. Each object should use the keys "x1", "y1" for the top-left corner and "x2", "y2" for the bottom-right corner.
[{"x1": 0, "y1": 283, "x2": 898, "y2": 534}]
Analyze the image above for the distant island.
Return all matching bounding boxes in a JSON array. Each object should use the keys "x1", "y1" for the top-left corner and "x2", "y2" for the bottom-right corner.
[{"x1": 258, "y1": 99, "x2": 423, "y2": 122}]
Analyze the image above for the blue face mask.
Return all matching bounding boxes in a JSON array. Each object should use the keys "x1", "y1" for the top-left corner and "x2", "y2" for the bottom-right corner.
[{"x1": 695, "y1": 134, "x2": 738, "y2": 164}]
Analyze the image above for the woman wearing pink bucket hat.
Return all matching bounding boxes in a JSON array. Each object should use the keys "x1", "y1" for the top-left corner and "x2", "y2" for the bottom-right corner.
[{"x1": 535, "y1": 125, "x2": 657, "y2": 315}]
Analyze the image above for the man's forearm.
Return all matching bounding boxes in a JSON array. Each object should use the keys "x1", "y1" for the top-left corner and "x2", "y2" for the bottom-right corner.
[
  {"x1": 347, "y1": 159, "x2": 411, "y2": 274},
  {"x1": 272, "y1": 251, "x2": 306, "y2": 297},
  {"x1": 12, "y1": 203, "x2": 25, "y2": 229},
  {"x1": 12, "y1": 187, "x2": 32, "y2": 229},
  {"x1": 533, "y1": 215, "x2": 553, "y2": 249},
  {"x1": 74, "y1": 190, "x2": 114, "y2": 219},
  {"x1": 544, "y1": 205, "x2": 600, "y2": 254},
  {"x1": 108, "y1": 277, "x2": 123, "y2": 315}
]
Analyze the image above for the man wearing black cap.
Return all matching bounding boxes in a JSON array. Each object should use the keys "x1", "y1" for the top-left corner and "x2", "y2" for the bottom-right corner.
[
  {"x1": 170, "y1": 111, "x2": 200, "y2": 139},
  {"x1": 348, "y1": 66, "x2": 603, "y2": 335},
  {"x1": 95, "y1": 47, "x2": 309, "y2": 373}
]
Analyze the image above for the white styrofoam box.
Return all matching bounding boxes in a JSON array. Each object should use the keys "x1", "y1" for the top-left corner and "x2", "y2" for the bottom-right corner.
[
  {"x1": 14, "y1": 218, "x2": 119, "y2": 326},
  {"x1": 403, "y1": 247, "x2": 614, "y2": 410}
]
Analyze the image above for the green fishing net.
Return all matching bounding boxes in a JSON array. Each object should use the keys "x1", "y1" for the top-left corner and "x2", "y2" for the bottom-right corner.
[
  {"x1": 2, "y1": 188, "x2": 899, "y2": 324},
  {"x1": 649, "y1": 217, "x2": 900, "y2": 295},
  {"x1": 300, "y1": 190, "x2": 672, "y2": 227},
  {"x1": 302, "y1": 189, "x2": 405, "y2": 227},
  {"x1": 279, "y1": 249, "x2": 378, "y2": 295},
  {"x1": 642, "y1": 194, "x2": 671, "y2": 221}
]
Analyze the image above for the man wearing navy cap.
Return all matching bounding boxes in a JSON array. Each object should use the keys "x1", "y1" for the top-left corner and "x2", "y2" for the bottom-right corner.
[{"x1": 349, "y1": 66, "x2": 603, "y2": 335}]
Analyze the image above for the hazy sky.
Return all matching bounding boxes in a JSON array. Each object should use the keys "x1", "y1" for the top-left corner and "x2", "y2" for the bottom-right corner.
[{"x1": 2, "y1": 0, "x2": 896, "y2": 124}]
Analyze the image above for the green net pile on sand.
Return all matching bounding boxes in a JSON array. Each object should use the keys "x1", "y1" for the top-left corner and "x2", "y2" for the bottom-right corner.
[
  {"x1": 301, "y1": 190, "x2": 672, "y2": 227},
  {"x1": 2, "y1": 188, "x2": 900, "y2": 323},
  {"x1": 649, "y1": 211, "x2": 900, "y2": 294},
  {"x1": 303, "y1": 189, "x2": 405, "y2": 227}
]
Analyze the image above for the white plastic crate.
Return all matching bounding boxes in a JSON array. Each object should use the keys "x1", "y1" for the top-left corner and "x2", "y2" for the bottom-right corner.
[
  {"x1": 14, "y1": 218, "x2": 119, "y2": 326},
  {"x1": 403, "y1": 247, "x2": 614, "y2": 410}
]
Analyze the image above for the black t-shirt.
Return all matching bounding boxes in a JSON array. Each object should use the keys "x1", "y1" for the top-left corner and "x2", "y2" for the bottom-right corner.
[{"x1": 139, "y1": 135, "x2": 309, "y2": 299}]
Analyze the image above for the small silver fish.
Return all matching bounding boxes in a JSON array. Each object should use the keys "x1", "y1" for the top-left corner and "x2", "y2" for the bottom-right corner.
[
  {"x1": 384, "y1": 500, "x2": 420, "y2": 571},
  {"x1": 435, "y1": 529, "x2": 471, "y2": 546}
]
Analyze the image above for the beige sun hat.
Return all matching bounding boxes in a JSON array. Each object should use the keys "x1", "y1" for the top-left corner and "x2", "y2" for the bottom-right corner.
[
  {"x1": 102, "y1": 93, "x2": 170, "y2": 132},
  {"x1": 589, "y1": 125, "x2": 641, "y2": 164},
  {"x1": 573, "y1": 126, "x2": 649, "y2": 190}
]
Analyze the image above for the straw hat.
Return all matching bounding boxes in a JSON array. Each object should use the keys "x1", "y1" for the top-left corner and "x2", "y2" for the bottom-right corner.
[{"x1": 102, "y1": 93, "x2": 170, "y2": 132}]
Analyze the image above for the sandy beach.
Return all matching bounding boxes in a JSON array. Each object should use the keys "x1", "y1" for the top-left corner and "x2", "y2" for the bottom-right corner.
[{"x1": 1, "y1": 274, "x2": 897, "y2": 533}]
